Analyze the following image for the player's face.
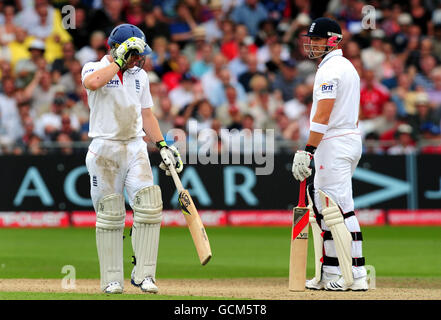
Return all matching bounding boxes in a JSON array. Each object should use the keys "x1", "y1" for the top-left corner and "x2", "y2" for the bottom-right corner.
[
  {"x1": 304, "y1": 36, "x2": 331, "y2": 59},
  {"x1": 126, "y1": 54, "x2": 142, "y2": 68}
]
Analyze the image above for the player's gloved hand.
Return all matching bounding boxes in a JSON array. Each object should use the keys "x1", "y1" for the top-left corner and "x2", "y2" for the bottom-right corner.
[
  {"x1": 157, "y1": 141, "x2": 183, "y2": 176},
  {"x1": 292, "y1": 145, "x2": 316, "y2": 181},
  {"x1": 114, "y1": 37, "x2": 146, "y2": 69}
]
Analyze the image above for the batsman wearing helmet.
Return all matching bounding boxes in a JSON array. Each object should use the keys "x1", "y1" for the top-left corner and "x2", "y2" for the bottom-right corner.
[
  {"x1": 81, "y1": 24, "x2": 183, "y2": 294},
  {"x1": 291, "y1": 17, "x2": 368, "y2": 291}
]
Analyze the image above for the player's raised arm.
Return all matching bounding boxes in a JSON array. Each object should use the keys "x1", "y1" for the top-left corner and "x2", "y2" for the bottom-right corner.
[{"x1": 83, "y1": 37, "x2": 147, "y2": 91}]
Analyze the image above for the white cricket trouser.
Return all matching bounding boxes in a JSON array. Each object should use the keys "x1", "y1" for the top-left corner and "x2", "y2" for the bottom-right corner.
[
  {"x1": 313, "y1": 129, "x2": 366, "y2": 279},
  {"x1": 85, "y1": 137, "x2": 154, "y2": 210}
]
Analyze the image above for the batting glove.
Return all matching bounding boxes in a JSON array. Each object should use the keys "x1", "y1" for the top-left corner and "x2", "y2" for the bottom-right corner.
[
  {"x1": 157, "y1": 141, "x2": 183, "y2": 176},
  {"x1": 114, "y1": 37, "x2": 146, "y2": 69},
  {"x1": 292, "y1": 145, "x2": 316, "y2": 181}
]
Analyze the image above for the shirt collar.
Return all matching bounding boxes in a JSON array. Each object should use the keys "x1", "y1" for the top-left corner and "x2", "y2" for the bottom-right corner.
[{"x1": 318, "y1": 49, "x2": 343, "y2": 68}]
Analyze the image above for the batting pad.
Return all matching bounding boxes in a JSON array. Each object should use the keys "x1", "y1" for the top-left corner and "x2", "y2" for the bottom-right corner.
[
  {"x1": 131, "y1": 185, "x2": 163, "y2": 284},
  {"x1": 319, "y1": 190, "x2": 354, "y2": 287},
  {"x1": 96, "y1": 193, "x2": 126, "y2": 291},
  {"x1": 307, "y1": 186, "x2": 323, "y2": 282}
]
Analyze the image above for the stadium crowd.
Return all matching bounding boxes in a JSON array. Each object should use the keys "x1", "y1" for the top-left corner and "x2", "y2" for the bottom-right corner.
[{"x1": 1, "y1": 0, "x2": 441, "y2": 155}]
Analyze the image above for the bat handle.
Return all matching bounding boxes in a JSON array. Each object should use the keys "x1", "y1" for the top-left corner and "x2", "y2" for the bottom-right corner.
[
  {"x1": 168, "y1": 162, "x2": 184, "y2": 193},
  {"x1": 298, "y1": 180, "x2": 306, "y2": 207}
]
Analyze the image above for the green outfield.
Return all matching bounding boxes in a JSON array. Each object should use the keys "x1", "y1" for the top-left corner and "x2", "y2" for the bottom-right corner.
[{"x1": 0, "y1": 226, "x2": 440, "y2": 299}]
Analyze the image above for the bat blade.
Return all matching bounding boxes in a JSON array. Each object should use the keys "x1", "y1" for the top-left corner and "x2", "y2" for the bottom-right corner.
[
  {"x1": 179, "y1": 189, "x2": 212, "y2": 265},
  {"x1": 289, "y1": 206, "x2": 309, "y2": 291}
]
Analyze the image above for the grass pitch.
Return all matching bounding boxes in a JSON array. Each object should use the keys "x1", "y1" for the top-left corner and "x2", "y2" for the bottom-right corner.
[{"x1": 0, "y1": 226, "x2": 440, "y2": 299}]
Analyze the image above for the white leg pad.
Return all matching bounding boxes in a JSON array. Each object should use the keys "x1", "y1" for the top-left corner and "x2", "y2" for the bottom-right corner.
[
  {"x1": 307, "y1": 187, "x2": 323, "y2": 282},
  {"x1": 131, "y1": 185, "x2": 163, "y2": 284},
  {"x1": 319, "y1": 190, "x2": 354, "y2": 287},
  {"x1": 96, "y1": 193, "x2": 126, "y2": 291}
]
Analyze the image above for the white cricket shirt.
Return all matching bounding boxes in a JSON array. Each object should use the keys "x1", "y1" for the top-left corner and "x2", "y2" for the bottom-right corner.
[
  {"x1": 81, "y1": 56, "x2": 154, "y2": 140},
  {"x1": 311, "y1": 49, "x2": 360, "y2": 138}
]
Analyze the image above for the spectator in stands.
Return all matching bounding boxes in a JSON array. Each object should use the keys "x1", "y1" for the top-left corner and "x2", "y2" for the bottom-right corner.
[
  {"x1": 392, "y1": 13, "x2": 412, "y2": 54},
  {"x1": 15, "y1": 38, "x2": 46, "y2": 88},
  {"x1": 27, "y1": 133, "x2": 46, "y2": 155},
  {"x1": 363, "y1": 132, "x2": 385, "y2": 154},
  {"x1": 408, "y1": 93, "x2": 441, "y2": 138},
  {"x1": 387, "y1": 123, "x2": 417, "y2": 155},
  {"x1": 139, "y1": 5, "x2": 171, "y2": 48},
  {"x1": 360, "y1": 68, "x2": 390, "y2": 120},
  {"x1": 126, "y1": 0, "x2": 145, "y2": 26},
  {"x1": 414, "y1": 55, "x2": 437, "y2": 90},
  {"x1": 54, "y1": 132, "x2": 74, "y2": 155},
  {"x1": 244, "y1": 74, "x2": 281, "y2": 130},
  {"x1": 202, "y1": 0, "x2": 224, "y2": 43},
  {"x1": 66, "y1": 4, "x2": 89, "y2": 50},
  {"x1": 87, "y1": 0, "x2": 124, "y2": 36},
  {"x1": 188, "y1": 99, "x2": 215, "y2": 132},
  {"x1": 273, "y1": 59, "x2": 300, "y2": 102},
  {"x1": 156, "y1": 96, "x2": 178, "y2": 134},
  {"x1": 0, "y1": 4, "x2": 17, "y2": 47},
  {"x1": 361, "y1": 100, "x2": 400, "y2": 142},
  {"x1": 5, "y1": 28, "x2": 31, "y2": 68},
  {"x1": 427, "y1": 67, "x2": 441, "y2": 106},
  {"x1": 51, "y1": 42, "x2": 76, "y2": 78},
  {"x1": 228, "y1": 42, "x2": 250, "y2": 79},
  {"x1": 75, "y1": 31, "x2": 107, "y2": 66},
  {"x1": 162, "y1": 54, "x2": 192, "y2": 91},
  {"x1": 219, "y1": 19, "x2": 239, "y2": 61},
  {"x1": 265, "y1": 42, "x2": 285, "y2": 80},
  {"x1": 361, "y1": 30, "x2": 386, "y2": 77},
  {"x1": 169, "y1": 1, "x2": 197, "y2": 47},
  {"x1": 432, "y1": 24, "x2": 441, "y2": 59},
  {"x1": 216, "y1": 84, "x2": 247, "y2": 128},
  {"x1": 160, "y1": 41, "x2": 182, "y2": 76},
  {"x1": 0, "y1": 77, "x2": 23, "y2": 147},
  {"x1": 238, "y1": 54, "x2": 266, "y2": 92},
  {"x1": 283, "y1": 84, "x2": 309, "y2": 121},
  {"x1": 169, "y1": 72, "x2": 196, "y2": 111},
  {"x1": 209, "y1": 67, "x2": 247, "y2": 108},
  {"x1": 23, "y1": 71, "x2": 57, "y2": 117},
  {"x1": 34, "y1": 93, "x2": 80, "y2": 141},
  {"x1": 182, "y1": 26, "x2": 208, "y2": 63},
  {"x1": 15, "y1": 114, "x2": 36, "y2": 154},
  {"x1": 190, "y1": 42, "x2": 214, "y2": 79},
  {"x1": 59, "y1": 59, "x2": 82, "y2": 95},
  {"x1": 201, "y1": 53, "x2": 227, "y2": 98},
  {"x1": 230, "y1": 0, "x2": 268, "y2": 37}
]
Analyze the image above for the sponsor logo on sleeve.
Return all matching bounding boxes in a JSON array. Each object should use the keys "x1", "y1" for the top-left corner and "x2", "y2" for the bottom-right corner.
[{"x1": 320, "y1": 82, "x2": 334, "y2": 92}]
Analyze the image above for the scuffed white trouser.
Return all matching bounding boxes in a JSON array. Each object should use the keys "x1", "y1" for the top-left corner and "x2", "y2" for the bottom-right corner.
[
  {"x1": 85, "y1": 137, "x2": 154, "y2": 210},
  {"x1": 313, "y1": 129, "x2": 366, "y2": 279}
]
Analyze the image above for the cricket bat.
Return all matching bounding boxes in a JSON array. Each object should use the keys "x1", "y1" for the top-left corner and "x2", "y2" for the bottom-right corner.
[
  {"x1": 168, "y1": 165, "x2": 212, "y2": 265},
  {"x1": 289, "y1": 179, "x2": 309, "y2": 291}
]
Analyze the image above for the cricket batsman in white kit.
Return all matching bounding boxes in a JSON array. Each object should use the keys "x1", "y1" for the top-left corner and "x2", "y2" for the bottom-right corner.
[
  {"x1": 81, "y1": 24, "x2": 183, "y2": 294},
  {"x1": 292, "y1": 17, "x2": 368, "y2": 291}
]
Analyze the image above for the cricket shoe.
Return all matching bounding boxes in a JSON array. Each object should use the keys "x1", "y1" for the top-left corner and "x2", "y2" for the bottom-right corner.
[
  {"x1": 325, "y1": 275, "x2": 369, "y2": 291},
  {"x1": 104, "y1": 281, "x2": 123, "y2": 294},
  {"x1": 306, "y1": 272, "x2": 340, "y2": 290},
  {"x1": 131, "y1": 267, "x2": 158, "y2": 293}
]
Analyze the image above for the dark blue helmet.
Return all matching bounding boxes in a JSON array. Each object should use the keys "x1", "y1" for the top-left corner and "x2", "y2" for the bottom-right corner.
[
  {"x1": 304, "y1": 17, "x2": 342, "y2": 39},
  {"x1": 107, "y1": 24, "x2": 152, "y2": 56}
]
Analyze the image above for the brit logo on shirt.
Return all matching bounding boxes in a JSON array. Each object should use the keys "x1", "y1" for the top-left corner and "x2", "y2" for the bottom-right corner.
[
  {"x1": 106, "y1": 79, "x2": 120, "y2": 88},
  {"x1": 321, "y1": 82, "x2": 334, "y2": 92},
  {"x1": 135, "y1": 79, "x2": 140, "y2": 93}
]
